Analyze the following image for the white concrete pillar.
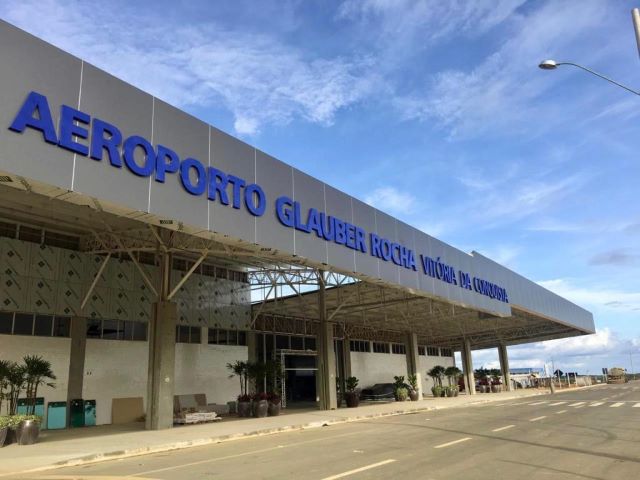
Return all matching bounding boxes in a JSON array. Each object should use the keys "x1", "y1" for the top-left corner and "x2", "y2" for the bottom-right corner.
[
  {"x1": 498, "y1": 343, "x2": 512, "y2": 392},
  {"x1": 247, "y1": 331, "x2": 258, "y2": 363},
  {"x1": 146, "y1": 250, "x2": 176, "y2": 430},
  {"x1": 405, "y1": 332, "x2": 423, "y2": 399},
  {"x1": 461, "y1": 338, "x2": 475, "y2": 395},
  {"x1": 342, "y1": 336, "x2": 352, "y2": 379},
  {"x1": 315, "y1": 271, "x2": 337, "y2": 410},
  {"x1": 146, "y1": 301, "x2": 177, "y2": 430}
]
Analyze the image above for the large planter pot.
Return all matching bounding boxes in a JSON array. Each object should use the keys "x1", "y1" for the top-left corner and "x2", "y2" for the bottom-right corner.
[
  {"x1": 409, "y1": 390, "x2": 419, "y2": 401},
  {"x1": 454, "y1": 389, "x2": 459, "y2": 397},
  {"x1": 491, "y1": 385, "x2": 501, "y2": 393},
  {"x1": 237, "y1": 401, "x2": 252, "y2": 417},
  {"x1": 345, "y1": 392, "x2": 359, "y2": 408},
  {"x1": 253, "y1": 400, "x2": 268, "y2": 418},
  {"x1": 16, "y1": 420, "x2": 40, "y2": 446},
  {"x1": 0, "y1": 427, "x2": 7, "y2": 448},
  {"x1": 267, "y1": 401, "x2": 281, "y2": 416},
  {"x1": 445, "y1": 388, "x2": 455, "y2": 397}
]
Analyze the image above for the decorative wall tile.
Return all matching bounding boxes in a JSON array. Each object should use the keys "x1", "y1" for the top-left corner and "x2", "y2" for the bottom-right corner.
[
  {"x1": 0, "y1": 273, "x2": 28, "y2": 310},
  {"x1": 27, "y1": 277, "x2": 57, "y2": 313},
  {"x1": 0, "y1": 237, "x2": 29, "y2": 276},
  {"x1": 55, "y1": 281, "x2": 83, "y2": 316},
  {"x1": 29, "y1": 244, "x2": 59, "y2": 280}
]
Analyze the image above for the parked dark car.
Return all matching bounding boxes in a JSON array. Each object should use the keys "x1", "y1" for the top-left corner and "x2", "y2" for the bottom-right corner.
[
  {"x1": 360, "y1": 383, "x2": 394, "y2": 400},
  {"x1": 360, "y1": 382, "x2": 411, "y2": 401}
]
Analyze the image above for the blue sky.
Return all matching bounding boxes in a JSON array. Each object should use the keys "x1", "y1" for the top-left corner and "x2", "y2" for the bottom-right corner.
[{"x1": 2, "y1": 0, "x2": 639, "y2": 375}]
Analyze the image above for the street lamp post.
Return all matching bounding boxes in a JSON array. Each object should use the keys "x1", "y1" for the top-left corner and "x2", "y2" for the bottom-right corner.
[{"x1": 538, "y1": 60, "x2": 640, "y2": 96}]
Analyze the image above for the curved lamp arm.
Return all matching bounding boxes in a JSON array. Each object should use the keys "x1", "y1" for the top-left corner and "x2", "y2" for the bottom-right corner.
[{"x1": 555, "y1": 62, "x2": 640, "y2": 97}]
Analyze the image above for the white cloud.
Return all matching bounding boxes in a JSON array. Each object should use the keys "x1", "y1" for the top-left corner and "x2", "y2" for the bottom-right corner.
[
  {"x1": 394, "y1": 1, "x2": 613, "y2": 138},
  {"x1": 538, "y1": 278, "x2": 640, "y2": 313},
  {"x1": 337, "y1": 0, "x2": 525, "y2": 46},
  {"x1": 364, "y1": 187, "x2": 416, "y2": 214},
  {"x1": 475, "y1": 245, "x2": 521, "y2": 269},
  {"x1": 468, "y1": 328, "x2": 639, "y2": 374},
  {"x1": 1, "y1": 0, "x2": 379, "y2": 136}
]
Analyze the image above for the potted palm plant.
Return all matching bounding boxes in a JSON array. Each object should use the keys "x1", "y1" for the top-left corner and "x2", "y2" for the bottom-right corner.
[
  {"x1": 23, "y1": 355, "x2": 56, "y2": 415},
  {"x1": 407, "y1": 374, "x2": 420, "y2": 401},
  {"x1": 267, "y1": 392, "x2": 281, "y2": 416},
  {"x1": 0, "y1": 360, "x2": 10, "y2": 416},
  {"x1": 252, "y1": 392, "x2": 269, "y2": 418},
  {"x1": 444, "y1": 366, "x2": 461, "y2": 397},
  {"x1": 0, "y1": 416, "x2": 12, "y2": 447},
  {"x1": 475, "y1": 367, "x2": 490, "y2": 393},
  {"x1": 265, "y1": 359, "x2": 283, "y2": 416},
  {"x1": 227, "y1": 361, "x2": 252, "y2": 417},
  {"x1": 5, "y1": 361, "x2": 26, "y2": 416},
  {"x1": 427, "y1": 366, "x2": 445, "y2": 397},
  {"x1": 393, "y1": 375, "x2": 406, "y2": 401},
  {"x1": 344, "y1": 376, "x2": 360, "y2": 408},
  {"x1": 14, "y1": 414, "x2": 41, "y2": 445},
  {"x1": 490, "y1": 369, "x2": 502, "y2": 392}
]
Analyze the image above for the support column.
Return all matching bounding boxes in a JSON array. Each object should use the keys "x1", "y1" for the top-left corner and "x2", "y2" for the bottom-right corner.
[
  {"x1": 498, "y1": 343, "x2": 512, "y2": 391},
  {"x1": 247, "y1": 331, "x2": 258, "y2": 363},
  {"x1": 316, "y1": 271, "x2": 337, "y2": 410},
  {"x1": 146, "y1": 301, "x2": 177, "y2": 430},
  {"x1": 405, "y1": 332, "x2": 423, "y2": 399},
  {"x1": 461, "y1": 338, "x2": 475, "y2": 395},
  {"x1": 146, "y1": 251, "x2": 176, "y2": 430},
  {"x1": 342, "y1": 336, "x2": 352, "y2": 379},
  {"x1": 66, "y1": 316, "x2": 86, "y2": 426}
]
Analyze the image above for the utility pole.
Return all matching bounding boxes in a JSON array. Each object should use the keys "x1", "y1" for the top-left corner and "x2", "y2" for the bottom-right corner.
[{"x1": 632, "y1": 8, "x2": 640, "y2": 58}]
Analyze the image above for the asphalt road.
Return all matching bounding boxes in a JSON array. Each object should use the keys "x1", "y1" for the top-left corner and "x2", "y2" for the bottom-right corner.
[{"x1": 21, "y1": 381, "x2": 640, "y2": 480}]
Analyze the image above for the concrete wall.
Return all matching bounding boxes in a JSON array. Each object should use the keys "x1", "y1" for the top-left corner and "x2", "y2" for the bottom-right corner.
[
  {"x1": 350, "y1": 352, "x2": 408, "y2": 387},
  {"x1": 350, "y1": 351, "x2": 455, "y2": 393},
  {"x1": 0, "y1": 335, "x2": 70, "y2": 406},
  {"x1": 419, "y1": 355, "x2": 455, "y2": 394},
  {"x1": 0, "y1": 334, "x2": 246, "y2": 425}
]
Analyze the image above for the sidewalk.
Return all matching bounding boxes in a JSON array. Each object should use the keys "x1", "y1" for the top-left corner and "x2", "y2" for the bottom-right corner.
[{"x1": 0, "y1": 386, "x2": 598, "y2": 477}]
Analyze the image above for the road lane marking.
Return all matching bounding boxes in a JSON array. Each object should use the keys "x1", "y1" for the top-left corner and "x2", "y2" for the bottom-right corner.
[
  {"x1": 130, "y1": 428, "x2": 378, "y2": 476},
  {"x1": 555, "y1": 410, "x2": 567, "y2": 414},
  {"x1": 610, "y1": 402, "x2": 624, "y2": 407},
  {"x1": 589, "y1": 402, "x2": 605, "y2": 406},
  {"x1": 529, "y1": 416, "x2": 547, "y2": 422},
  {"x1": 633, "y1": 403, "x2": 640, "y2": 408},
  {"x1": 549, "y1": 401, "x2": 567, "y2": 406},
  {"x1": 569, "y1": 402, "x2": 585, "y2": 407},
  {"x1": 321, "y1": 459, "x2": 396, "y2": 479},
  {"x1": 529, "y1": 401, "x2": 547, "y2": 405},
  {"x1": 492, "y1": 425, "x2": 516, "y2": 432},
  {"x1": 434, "y1": 437, "x2": 473, "y2": 449}
]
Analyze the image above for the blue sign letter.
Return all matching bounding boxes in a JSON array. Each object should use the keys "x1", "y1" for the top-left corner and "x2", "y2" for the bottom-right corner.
[{"x1": 9, "y1": 91, "x2": 58, "y2": 144}]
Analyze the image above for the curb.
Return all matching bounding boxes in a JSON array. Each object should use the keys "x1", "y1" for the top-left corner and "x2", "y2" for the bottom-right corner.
[{"x1": 1, "y1": 385, "x2": 600, "y2": 477}]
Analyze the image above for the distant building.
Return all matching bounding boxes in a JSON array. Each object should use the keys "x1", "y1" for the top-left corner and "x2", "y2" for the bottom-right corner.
[{"x1": 510, "y1": 367, "x2": 544, "y2": 375}]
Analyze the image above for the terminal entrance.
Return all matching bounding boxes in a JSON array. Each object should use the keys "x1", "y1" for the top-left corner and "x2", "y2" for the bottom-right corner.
[
  {"x1": 278, "y1": 350, "x2": 317, "y2": 408},
  {"x1": 256, "y1": 333, "x2": 319, "y2": 408}
]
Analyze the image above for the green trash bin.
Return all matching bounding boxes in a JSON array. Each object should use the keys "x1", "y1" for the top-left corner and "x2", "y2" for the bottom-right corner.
[
  {"x1": 17, "y1": 397, "x2": 44, "y2": 417},
  {"x1": 70, "y1": 399, "x2": 85, "y2": 428},
  {"x1": 47, "y1": 401, "x2": 67, "y2": 430},
  {"x1": 84, "y1": 400, "x2": 96, "y2": 427}
]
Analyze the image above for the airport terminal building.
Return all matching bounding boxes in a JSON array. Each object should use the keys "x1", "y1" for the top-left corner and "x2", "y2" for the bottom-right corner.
[{"x1": 0, "y1": 20, "x2": 595, "y2": 429}]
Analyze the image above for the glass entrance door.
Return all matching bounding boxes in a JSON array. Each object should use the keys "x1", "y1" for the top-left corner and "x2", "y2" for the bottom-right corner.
[{"x1": 278, "y1": 349, "x2": 317, "y2": 408}]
